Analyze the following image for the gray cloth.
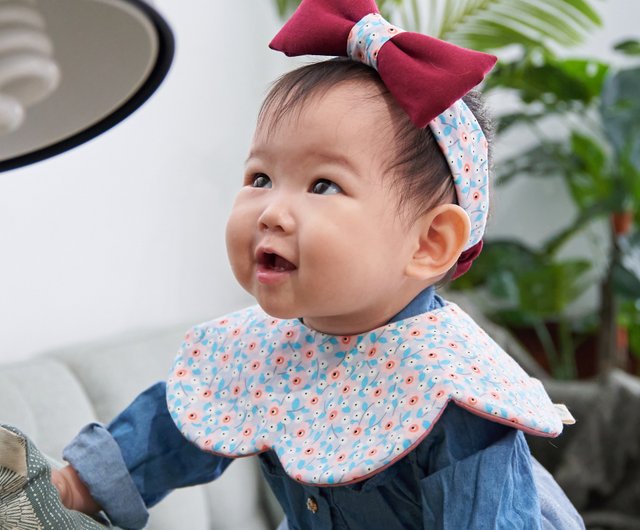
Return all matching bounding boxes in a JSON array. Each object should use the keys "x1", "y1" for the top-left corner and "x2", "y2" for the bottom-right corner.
[{"x1": 0, "y1": 424, "x2": 112, "y2": 529}]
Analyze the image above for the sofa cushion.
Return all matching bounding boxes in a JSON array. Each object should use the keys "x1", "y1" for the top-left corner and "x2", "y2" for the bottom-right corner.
[{"x1": 0, "y1": 359, "x2": 96, "y2": 460}]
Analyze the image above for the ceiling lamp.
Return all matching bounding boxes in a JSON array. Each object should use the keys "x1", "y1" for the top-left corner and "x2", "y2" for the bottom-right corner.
[{"x1": 0, "y1": 0, "x2": 174, "y2": 172}]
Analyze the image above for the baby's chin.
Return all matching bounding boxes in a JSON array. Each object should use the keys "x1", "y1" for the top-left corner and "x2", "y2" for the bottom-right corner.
[{"x1": 254, "y1": 299, "x2": 301, "y2": 321}]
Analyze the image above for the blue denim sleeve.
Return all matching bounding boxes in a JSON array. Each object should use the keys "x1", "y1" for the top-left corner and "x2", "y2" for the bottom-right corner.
[
  {"x1": 416, "y1": 404, "x2": 546, "y2": 529},
  {"x1": 417, "y1": 405, "x2": 584, "y2": 529},
  {"x1": 420, "y1": 425, "x2": 542, "y2": 529},
  {"x1": 64, "y1": 382, "x2": 233, "y2": 530},
  {"x1": 531, "y1": 457, "x2": 585, "y2": 529}
]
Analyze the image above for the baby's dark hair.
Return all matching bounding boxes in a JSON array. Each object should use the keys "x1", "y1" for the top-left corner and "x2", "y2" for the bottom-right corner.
[{"x1": 258, "y1": 58, "x2": 493, "y2": 220}]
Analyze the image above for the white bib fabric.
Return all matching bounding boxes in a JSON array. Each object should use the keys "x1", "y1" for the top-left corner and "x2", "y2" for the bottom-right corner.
[{"x1": 167, "y1": 302, "x2": 564, "y2": 485}]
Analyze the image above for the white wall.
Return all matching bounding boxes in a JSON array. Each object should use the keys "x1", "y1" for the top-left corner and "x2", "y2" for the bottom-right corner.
[
  {"x1": 0, "y1": 1, "x2": 290, "y2": 362},
  {"x1": 0, "y1": 0, "x2": 638, "y2": 363}
]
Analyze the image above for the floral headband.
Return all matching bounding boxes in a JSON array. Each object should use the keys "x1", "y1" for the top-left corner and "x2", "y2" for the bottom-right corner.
[{"x1": 270, "y1": 0, "x2": 496, "y2": 279}]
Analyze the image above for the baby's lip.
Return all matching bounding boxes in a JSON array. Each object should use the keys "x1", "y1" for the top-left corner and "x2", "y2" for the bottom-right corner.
[{"x1": 255, "y1": 247, "x2": 297, "y2": 272}]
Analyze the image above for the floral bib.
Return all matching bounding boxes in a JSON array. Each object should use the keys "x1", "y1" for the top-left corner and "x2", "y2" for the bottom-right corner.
[{"x1": 166, "y1": 303, "x2": 565, "y2": 485}]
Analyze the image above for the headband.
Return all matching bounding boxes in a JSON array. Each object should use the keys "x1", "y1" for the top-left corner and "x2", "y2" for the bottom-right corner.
[{"x1": 270, "y1": 0, "x2": 496, "y2": 278}]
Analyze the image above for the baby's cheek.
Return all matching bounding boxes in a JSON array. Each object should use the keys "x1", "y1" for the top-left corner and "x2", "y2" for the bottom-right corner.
[{"x1": 225, "y1": 216, "x2": 252, "y2": 282}]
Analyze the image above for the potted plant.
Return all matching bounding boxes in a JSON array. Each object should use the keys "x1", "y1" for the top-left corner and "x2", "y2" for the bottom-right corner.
[{"x1": 455, "y1": 56, "x2": 640, "y2": 380}]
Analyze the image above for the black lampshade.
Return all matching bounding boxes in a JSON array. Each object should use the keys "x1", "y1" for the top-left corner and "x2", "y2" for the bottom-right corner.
[{"x1": 0, "y1": 0, "x2": 174, "y2": 172}]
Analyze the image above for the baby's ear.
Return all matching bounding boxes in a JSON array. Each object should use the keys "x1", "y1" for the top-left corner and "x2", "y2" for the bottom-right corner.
[{"x1": 405, "y1": 204, "x2": 470, "y2": 281}]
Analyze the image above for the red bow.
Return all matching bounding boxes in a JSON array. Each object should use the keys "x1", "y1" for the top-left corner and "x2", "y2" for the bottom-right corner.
[
  {"x1": 452, "y1": 240, "x2": 483, "y2": 280},
  {"x1": 270, "y1": 0, "x2": 497, "y2": 128}
]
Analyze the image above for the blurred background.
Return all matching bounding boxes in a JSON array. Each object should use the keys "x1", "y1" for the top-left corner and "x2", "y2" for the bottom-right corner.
[{"x1": 1, "y1": 1, "x2": 639, "y2": 528}]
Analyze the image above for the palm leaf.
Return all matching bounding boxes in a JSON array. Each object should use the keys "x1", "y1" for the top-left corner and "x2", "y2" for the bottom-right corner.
[
  {"x1": 272, "y1": 0, "x2": 601, "y2": 52},
  {"x1": 423, "y1": 0, "x2": 601, "y2": 51}
]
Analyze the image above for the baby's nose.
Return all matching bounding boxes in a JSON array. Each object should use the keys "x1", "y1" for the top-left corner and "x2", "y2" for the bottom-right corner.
[{"x1": 257, "y1": 197, "x2": 295, "y2": 232}]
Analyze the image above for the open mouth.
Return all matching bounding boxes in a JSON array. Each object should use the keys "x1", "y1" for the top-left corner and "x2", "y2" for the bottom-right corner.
[{"x1": 257, "y1": 251, "x2": 297, "y2": 272}]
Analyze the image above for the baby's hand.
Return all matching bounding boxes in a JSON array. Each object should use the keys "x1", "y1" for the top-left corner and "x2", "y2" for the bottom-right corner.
[{"x1": 52, "y1": 465, "x2": 102, "y2": 514}]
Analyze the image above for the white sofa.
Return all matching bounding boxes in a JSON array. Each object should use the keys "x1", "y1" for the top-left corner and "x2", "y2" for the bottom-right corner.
[{"x1": 0, "y1": 324, "x2": 283, "y2": 530}]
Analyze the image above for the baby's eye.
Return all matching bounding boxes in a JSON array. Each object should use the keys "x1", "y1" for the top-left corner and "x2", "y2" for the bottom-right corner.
[
  {"x1": 310, "y1": 179, "x2": 342, "y2": 195},
  {"x1": 251, "y1": 173, "x2": 272, "y2": 188}
]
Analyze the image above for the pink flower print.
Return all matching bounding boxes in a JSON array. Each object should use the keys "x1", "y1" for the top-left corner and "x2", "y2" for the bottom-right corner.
[
  {"x1": 275, "y1": 355, "x2": 286, "y2": 366},
  {"x1": 341, "y1": 384, "x2": 351, "y2": 395},
  {"x1": 305, "y1": 349, "x2": 315, "y2": 359},
  {"x1": 405, "y1": 375, "x2": 415, "y2": 385},
  {"x1": 367, "y1": 347, "x2": 377, "y2": 358},
  {"x1": 304, "y1": 447, "x2": 315, "y2": 455},
  {"x1": 328, "y1": 409, "x2": 339, "y2": 421},
  {"x1": 467, "y1": 396, "x2": 478, "y2": 406},
  {"x1": 187, "y1": 412, "x2": 199, "y2": 422},
  {"x1": 222, "y1": 414, "x2": 232, "y2": 424},
  {"x1": 232, "y1": 328, "x2": 241, "y2": 337},
  {"x1": 461, "y1": 129, "x2": 470, "y2": 144},
  {"x1": 427, "y1": 315, "x2": 439, "y2": 323},
  {"x1": 219, "y1": 318, "x2": 229, "y2": 325},
  {"x1": 268, "y1": 406, "x2": 279, "y2": 418},
  {"x1": 407, "y1": 424, "x2": 419, "y2": 433},
  {"x1": 291, "y1": 376, "x2": 303, "y2": 386},
  {"x1": 285, "y1": 330, "x2": 295, "y2": 339},
  {"x1": 447, "y1": 372, "x2": 458, "y2": 380},
  {"x1": 203, "y1": 439, "x2": 213, "y2": 448},
  {"x1": 191, "y1": 348, "x2": 202, "y2": 358},
  {"x1": 384, "y1": 360, "x2": 395, "y2": 370},
  {"x1": 296, "y1": 428, "x2": 306, "y2": 438},
  {"x1": 435, "y1": 389, "x2": 446, "y2": 399},
  {"x1": 384, "y1": 421, "x2": 394, "y2": 431},
  {"x1": 309, "y1": 396, "x2": 319, "y2": 406},
  {"x1": 372, "y1": 387, "x2": 384, "y2": 399},
  {"x1": 471, "y1": 365, "x2": 481, "y2": 375},
  {"x1": 201, "y1": 389, "x2": 212, "y2": 399},
  {"x1": 367, "y1": 448, "x2": 378, "y2": 457},
  {"x1": 232, "y1": 386, "x2": 241, "y2": 396},
  {"x1": 408, "y1": 395, "x2": 420, "y2": 407},
  {"x1": 410, "y1": 329, "x2": 421, "y2": 337},
  {"x1": 248, "y1": 342, "x2": 257, "y2": 351},
  {"x1": 448, "y1": 342, "x2": 459, "y2": 350},
  {"x1": 250, "y1": 360, "x2": 261, "y2": 371},
  {"x1": 428, "y1": 351, "x2": 438, "y2": 359},
  {"x1": 175, "y1": 368, "x2": 189, "y2": 379},
  {"x1": 336, "y1": 453, "x2": 347, "y2": 463},
  {"x1": 253, "y1": 389, "x2": 263, "y2": 399},
  {"x1": 341, "y1": 336, "x2": 351, "y2": 345},
  {"x1": 242, "y1": 427, "x2": 252, "y2": 437},
  {"x1": 330, "y1": 369, "x2": 341, "y2": 380},
  {"x1": 352, "y1": 427, "x2": 363, "y2": 436},
  {"x1": 221, "y1": 353, "x2": 230, "y2": 363},
  {"x1": 490, "y1": 391, "x2": 501, "y2": 401}
]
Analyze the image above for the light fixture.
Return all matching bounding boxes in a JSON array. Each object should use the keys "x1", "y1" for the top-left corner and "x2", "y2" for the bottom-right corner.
[{"x1": 0, "y1": 0, "x2": 174, "y2": 172}]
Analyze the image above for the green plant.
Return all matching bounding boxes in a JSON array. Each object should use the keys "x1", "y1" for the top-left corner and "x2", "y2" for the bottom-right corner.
[{"x1": 450, "y1": 48, "x2": 640, "y2": 379}]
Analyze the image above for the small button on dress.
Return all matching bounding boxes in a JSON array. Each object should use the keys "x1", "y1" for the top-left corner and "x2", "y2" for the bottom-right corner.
[{"x1": 306, "y1": 497, "x2": 318, "y2": 514}]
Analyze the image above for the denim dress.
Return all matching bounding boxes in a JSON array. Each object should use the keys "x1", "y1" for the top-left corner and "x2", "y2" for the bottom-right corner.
[{"x1": 64, "y1": 288, "x2": 584, "y2": 530}]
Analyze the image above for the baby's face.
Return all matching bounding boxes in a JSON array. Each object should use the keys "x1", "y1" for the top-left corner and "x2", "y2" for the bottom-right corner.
[{"x1": 226, "y1": 82, "x2": 421, "y2": 335}]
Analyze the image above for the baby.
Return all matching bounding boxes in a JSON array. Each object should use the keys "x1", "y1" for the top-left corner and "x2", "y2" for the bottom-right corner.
[{"x1": 52, "y1": 0, "x2": 584, "y2": 528}]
